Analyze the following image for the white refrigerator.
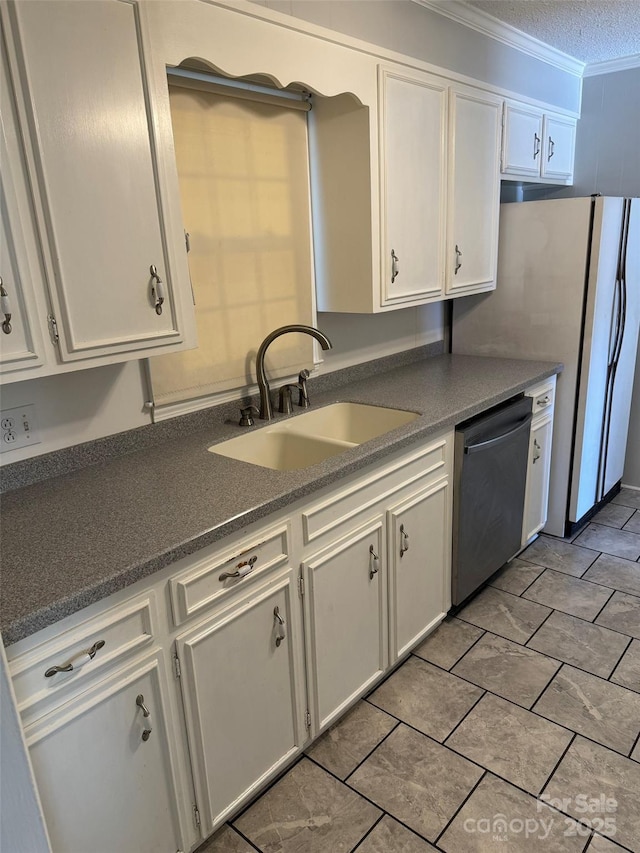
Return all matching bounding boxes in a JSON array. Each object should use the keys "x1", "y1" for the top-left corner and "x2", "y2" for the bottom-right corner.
[{"x1": 452, "y1": 196, "x2": 639, "y2": 537}]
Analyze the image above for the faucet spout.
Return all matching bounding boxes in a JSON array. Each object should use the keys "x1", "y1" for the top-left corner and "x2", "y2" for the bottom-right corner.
[{"x1": 256, "y1": 324, "x2": 333, "y2": 420}]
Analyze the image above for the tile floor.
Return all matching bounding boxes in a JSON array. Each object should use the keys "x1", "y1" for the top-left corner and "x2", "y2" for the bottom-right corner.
[{"x1": 200, "y1": 488, "x2": 640, "y2": 853}]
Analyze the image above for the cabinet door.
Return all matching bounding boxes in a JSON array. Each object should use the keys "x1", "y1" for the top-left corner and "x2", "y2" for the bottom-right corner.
[
  {"x1": 446, "y1": 86, "x2": 501, "y2": 297},
  {"x1": 26, "y1": 654, "x2": 186, "y2": 853},
  {"x1": 388, "y1": 479, "x2": 450, "y2": 662},
  {"x1": 5, "y1": 0, "x2": 186, "y2": 362},
  {"x1": 379, "y1": 67, "x2": 447, "y2": 306},
  {"x1": 0, "y1": 45, "x2": 47, "y2": 379},
  {"x1": 176, "y1": 574, "x2": 305, "y2": 836},
  {"x1": 522, "y1": 413, "x2": 554, "y2": 545},
  {"x1": 541, "y1": 114, "x2": 576, "y2": 181},
  {"x1": 303, "y1": 520, "x2": 386, "y2": 733},
  {"x1": 501, "y1": 103, "x2": 543, "y2": 178}
]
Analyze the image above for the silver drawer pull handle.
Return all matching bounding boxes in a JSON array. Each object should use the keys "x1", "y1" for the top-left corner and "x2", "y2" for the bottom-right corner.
[
  {"x1": 273, "y1": 606, "x2": 286, "y2": 647},
  {"x1": 369, "y1": 544, "x2": 379, "y2": 579},
  {"x1": 548, "y1": 137, "x2": 555, "y2": 160},
  {"x1": 399, "y1": 524, "x2": 409, "y2": 557},
  {"x1": 533, "y1": 132, "x2": 541, "y2": 159},
  {"x1": 44, "y1": 640, "x2": 106, "y2": 678},
  {"x1": 219, "y1": 555, "x2": 257, "y2": 581},
  {"x1": 536, "y1": 396, "x2": 550, "y2": 406},
  {"x1": 136, "y1": 694, "x2": 153, "y2": 741},
  {"x1": 150, "y1": 265, "x2": 165, "y2": 316},
  {"x1": 0, "y1": 278, "x2": 13, "y2": 334}
]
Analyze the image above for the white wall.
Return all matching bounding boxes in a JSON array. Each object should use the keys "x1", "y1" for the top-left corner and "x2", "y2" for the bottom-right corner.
[
  {"x1": 1, "y1": 0, "x2": 580, "y2": 464},
  {"x1": 250, "y1": 0, "x2": 581, "y2": 112}
]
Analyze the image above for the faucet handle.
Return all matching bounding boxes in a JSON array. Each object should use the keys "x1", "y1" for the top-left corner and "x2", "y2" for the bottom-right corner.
[
  {"x1": 239, "y1": 405, "x2": 259, "y2": 427},
  {"x1": 298, "y1": 370, "x2": 310, "y2": 408},
  {"x1": 278, "y1": 385, "x2": 294, "y2": 415}
]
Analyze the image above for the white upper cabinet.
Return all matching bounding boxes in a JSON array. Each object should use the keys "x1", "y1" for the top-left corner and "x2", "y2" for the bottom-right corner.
[
  {"x1": 541, "y1": 113, "x2": 576, "y2": 181},
  {"x1": 379, "y1": 66, "x2": 447, "y2": 306},
  {"x1": 501, "y1": 103, "x2": 544, "y2": 178},
  {"x1": 502, "y1": 101, "x2": 576, "y2": 184},
  {"x1": 445, "y1": 85, "x2": 501, "y2": 297},
  {"x1": 2, "y1": 0, "x2": 195, "y2": 366},
  {"x1": 0, "y1": 55, "x2": 48, "y2": 380}
]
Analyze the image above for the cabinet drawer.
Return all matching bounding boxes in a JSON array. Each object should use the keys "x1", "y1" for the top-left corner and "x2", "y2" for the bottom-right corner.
[
  {"x1": 169, "y1": 521, "x2": 291, "y2": 626},
  {"x1": 9, "y1": 592, "x2": 157, "y2": 719},
  {"x1": 526, "y1": 378, "x2": 556, "y2": 415},
  {"x1": 302, "y1": 433, "x2": 451, "y2": 547}
]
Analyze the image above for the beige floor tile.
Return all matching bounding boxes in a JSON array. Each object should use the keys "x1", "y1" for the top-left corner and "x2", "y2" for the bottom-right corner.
[
  {"x1": 586, "y1": 835, "x2": 627, "y2": 852},
  {"x1": 623, "y1": 510, "x2": 640, "y2": 534},
  {"x1": 610, "y1": 639, "x2": 640, "y2": 693},
  {"x1": 458, "y1": 586, "x2": 551, "y2": 644},
  {"x1": 306, "y1": 701, "x2": 397, "y2": 779},
  {"x1": 574, "y1": 523, "x2": 640, "y2": 562},
  {"x1": 452, "y1": 632, "x2": 561, "y2": 708},
  {"x1": 544, "y1": 736, "x2": 640, "y2": 852},
  {"x1": 355, "y1": 815, "x2": 438, "y2": 852},
  {"x1": 526, "y1": 610, "x2": 630, "y2": 678},
  {"x1": 519, "y1": 534, "x2": 599, "y2": 577},
  {"x1": 523, "y1": 569, "x2": 613, "y2": 620},
  {"x1": 413, "y1": 617, "x2": 484, "y2": 670},
  {"x1": 592, "y1": 503, "x2": 635, "y2": 529},
  {"x1": 583, "y1": 553, "x2": 640, "y2": 598},
  {"x1": 197, "y1": 825, "x2": 254, "y2": 853},
  {"x1": 349, "y1": 724, "x2": 483, "y2": 842},
  {"x1": 534, "y1": 665, "x2": 640, "y2": 755},
  {"x1": 439, "y1": 774, "x2": 585, "y2": 852},
  {"x1": 234, "y1": 758, "x2": 380, "y2": 853},
  {"x1": 368, "y1": 655, "x2": 483, "y2": 742},
  {"x1": 489, "y1": 558, "x2": 544, "y2": 595},
  {"x1": 611, "y1": 487, "x2": 640, "y2": 510},
  {"x1": 445, "y1": 693, "x2": 572, "y2": 794},
  {"x1": 595, "y1": 591, "x2": 640, "y2": 639}
]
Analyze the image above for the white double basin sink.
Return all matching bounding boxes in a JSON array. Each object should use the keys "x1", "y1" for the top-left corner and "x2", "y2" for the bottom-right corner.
[{"x1": 209, "y1": 402, "x2": 419, "y2": 471}]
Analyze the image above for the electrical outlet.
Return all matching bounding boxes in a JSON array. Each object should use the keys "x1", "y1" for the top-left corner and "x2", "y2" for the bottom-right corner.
[{"x1": 0, "y1": 404, "x2": 40, "y2": 452}]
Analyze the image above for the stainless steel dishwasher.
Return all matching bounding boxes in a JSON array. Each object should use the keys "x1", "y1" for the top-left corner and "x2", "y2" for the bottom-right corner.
[{"x1": 452, "y1": 395, "x2": 533, "y2": 607}]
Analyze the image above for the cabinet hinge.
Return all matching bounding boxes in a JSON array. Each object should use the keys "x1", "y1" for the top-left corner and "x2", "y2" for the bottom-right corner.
[
  {"x1": 173, "y1": 654, "x2": 182, "y2": 678},
  {"x1": 184, "y1": 230, "x2": 191, "y2": 253},
  {"x1": 305, "y1": 709, "x2": 311, "y2": 730},
  {"x1": 193, "y1": 805, "x2": 200, "y2": 828},
  {"x1": 298, "y1": 575, "x2": 304, "y2": 597},
  {"x1": 47, "y1": 314, "x2": 59, "y2": 345}
]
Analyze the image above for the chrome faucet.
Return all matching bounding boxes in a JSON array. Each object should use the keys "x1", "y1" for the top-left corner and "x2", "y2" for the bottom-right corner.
[{"x1": 256, "y1": 325, "x2": 333, "y2": 420}]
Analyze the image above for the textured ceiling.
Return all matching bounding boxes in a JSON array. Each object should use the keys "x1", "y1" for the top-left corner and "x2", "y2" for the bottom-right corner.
[{"x1": 465, "y1": 1, "x2": 640, "y2": 63}]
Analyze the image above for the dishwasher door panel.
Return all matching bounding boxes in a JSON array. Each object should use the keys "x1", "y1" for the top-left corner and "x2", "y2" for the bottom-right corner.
[{"x1": 452, "y1": 396, "x2": 532, "y2": 606}]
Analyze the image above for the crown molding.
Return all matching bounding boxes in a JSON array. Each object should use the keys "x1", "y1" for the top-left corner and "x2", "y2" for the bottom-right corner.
[
  {"x1": 413, "y1": 0, "x2": 586, "y2": 78},
  {"x1": 584, "y1": 54, "x2": 640, "y2": 77}
]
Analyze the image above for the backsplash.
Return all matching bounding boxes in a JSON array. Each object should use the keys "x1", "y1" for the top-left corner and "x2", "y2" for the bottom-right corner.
[{"x1": 0, "y1": 341, "x2": 444, "y2": 494}]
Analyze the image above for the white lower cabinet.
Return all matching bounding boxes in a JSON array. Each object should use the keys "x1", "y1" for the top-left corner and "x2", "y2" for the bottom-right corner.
[
  {"x1": 175, "y1": 572, "x2": 306, "y2": 837},
  {"x1": 24, "y1": 652, "x2": 187, "y2": 853},
  {"x1": 522, "y1": 378, "x2": 556, "y2": 545},
  {"x1": 302, "y1": 520, "x2": 386, "y2": 734},
  {"x1": 388, "y1": 477, "x2": 451, "y2": 663},
  {"x1": 8, "y1": 430, "x2": 454, "y2": 851}
]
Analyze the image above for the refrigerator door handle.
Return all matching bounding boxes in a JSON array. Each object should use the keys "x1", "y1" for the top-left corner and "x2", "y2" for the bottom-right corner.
[{"x1": 597, "y1": 198, "x2": 631, "y2": 501}]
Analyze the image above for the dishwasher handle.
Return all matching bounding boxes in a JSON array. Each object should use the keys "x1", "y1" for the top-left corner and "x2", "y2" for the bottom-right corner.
[{"x1": 464, "y1": 413, "x2": 532, "y2": 455}]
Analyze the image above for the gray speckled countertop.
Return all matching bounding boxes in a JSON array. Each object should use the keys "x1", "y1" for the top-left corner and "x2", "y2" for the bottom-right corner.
[{"x1": 1, "y1": 354, "x2": 561, "y2": 645}]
